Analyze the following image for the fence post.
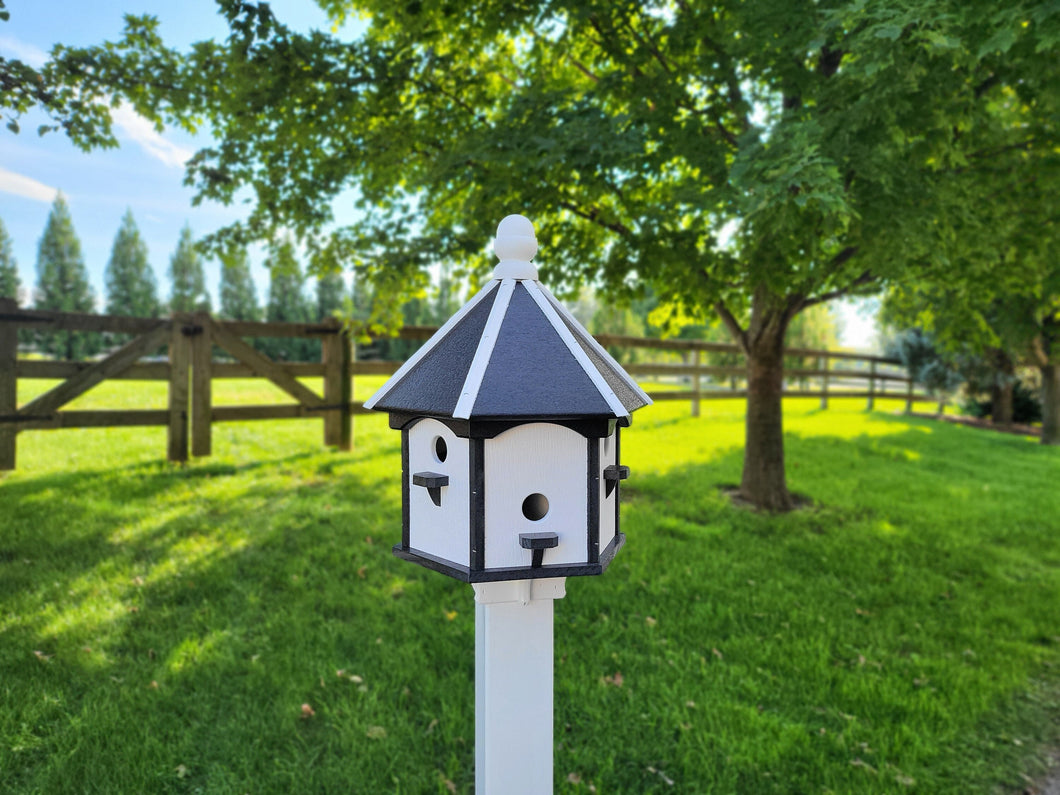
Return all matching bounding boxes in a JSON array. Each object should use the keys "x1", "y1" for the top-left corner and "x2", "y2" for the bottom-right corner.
[
  {"x1": 867, "y1": 360, "x2": 877, "y2": 410},
  {"x1": 323, "y1": 320, "x2": 353, "y2": 450},
  {"x1": 819, "y1": 355, "x2": 829, "y2": 410},
  {"x1": 191, "y1": 312, "x2": 212, "y2": 458},
  {"x1": 0, "y1": 298, "x2": 17, "y2": 471},
  {"x1": 905, "y1": 373, "x2": 914, "y2": 413},
  {"x1": 168, "y1": 316, "x2": 190, "y2": 463},
  {"x1": 691, "y1": 349, "x2": 701, "y2": 418}
]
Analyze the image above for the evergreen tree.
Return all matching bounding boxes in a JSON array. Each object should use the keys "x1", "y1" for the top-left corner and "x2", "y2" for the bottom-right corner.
[
  {"x1": 0, "y1": 218, "x2": 20, "y2": 303},
  {"x1": 34, "y1": 194, "x2": 100, "y2": 360},
  {"x1": 168, "y1": 224, "x2": 211, "y2": 313},
  {"x1": 315, "y1": 271, "x2": 345, "y2": 322},
  {"x1": 105, "y1": 209, "x2": 160, "y2": 318},
  {"x1": 261, "y1": 239, "x2": 315, "y2": 361},
  {"x1": 219, "y1": 248, "x2": 260, "y2": 321}
]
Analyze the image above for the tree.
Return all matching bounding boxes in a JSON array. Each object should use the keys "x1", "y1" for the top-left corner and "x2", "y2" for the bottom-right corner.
[
  {"x1": 105, "y1": 209, "x2": 160, "y2": 318},
  {"x1": 168, "y1": 224, "x2": 211, "y2": 314},
  {"x1": 0, "y1": 1, "x2": 115, "y2": 147},
  {"x1": 315, "y1": 271, "x2": 345, "y2": 322},
  {"x1": 881, "y1": 70, "x2": 1060, "y2": 444},
  {"x1": 25, "y1": 1, "x2": 1060, "y2": 507},
  {"x1": 34, "y1": 193, "x2": 99, "y2": 360},
  {"x1": 218, "y1": 248, "x2": 260, "y2": 321},
  {"x1": 886, "y1": 276, "x2": 1060, "y2": 443},
  {"x1": 260, "y1": 239, "x2": 315, "y2": 361},
  {"x1": 0, "y1": 217, "x2": 19, "y2": 302},
  {"x1": 883, "y1": 328, "x2": 965, "y2": 406}
]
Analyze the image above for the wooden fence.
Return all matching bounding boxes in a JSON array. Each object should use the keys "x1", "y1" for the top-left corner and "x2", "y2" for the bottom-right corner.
[
  {"x1": 0, "y1": 298, "x2": 933, "y2": 471},
  {"x1": 592, "y1": 333, "x2": 932, "y2": 417}
]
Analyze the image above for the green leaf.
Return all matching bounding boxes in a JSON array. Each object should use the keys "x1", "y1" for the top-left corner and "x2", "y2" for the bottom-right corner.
[
  {"x1": 874, "y1": 24, "x2": 903, "y2": 41},
  {"x1": 978, "y1": 26, "x2": 1018, "y2": 55}
]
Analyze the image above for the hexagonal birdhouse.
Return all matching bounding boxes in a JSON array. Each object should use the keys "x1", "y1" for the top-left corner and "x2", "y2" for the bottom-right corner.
[{"x1": 365, "y1": 215, "x2": 651, "y2": 583}]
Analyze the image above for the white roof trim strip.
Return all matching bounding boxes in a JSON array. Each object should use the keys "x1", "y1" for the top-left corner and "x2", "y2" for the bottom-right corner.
[
  {"x1": 537, "y1": 283, "x2": 653, "y2": 406},
  {"x1": 452, "y1": 278, "x2": 517, "y2": 420},
  {"x1": 363, "y1": 279, "x2": 501, "y2": 411},
  {"x1": 522, "y1": 280, "x2": 631, "y2": 419}
]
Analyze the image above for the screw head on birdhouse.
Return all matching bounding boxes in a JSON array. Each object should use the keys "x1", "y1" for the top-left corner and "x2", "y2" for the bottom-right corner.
[{"x1": 364, "y1": 215, "x2": 651, "y2": 582}]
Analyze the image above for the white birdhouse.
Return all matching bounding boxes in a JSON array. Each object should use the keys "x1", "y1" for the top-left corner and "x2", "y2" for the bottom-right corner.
[{"x1": 365, "y1": 215, "x2": 651, "y2": 583}]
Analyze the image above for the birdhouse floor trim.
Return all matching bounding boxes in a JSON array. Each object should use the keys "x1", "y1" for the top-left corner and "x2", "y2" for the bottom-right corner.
[{"x1": 393, "y1": 532, "x2": 626, "y2": 583}]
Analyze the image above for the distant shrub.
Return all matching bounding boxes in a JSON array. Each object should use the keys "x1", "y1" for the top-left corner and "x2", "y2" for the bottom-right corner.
[{"x1": 960, "y1": 379, "x2": 1042, "y2": 424}]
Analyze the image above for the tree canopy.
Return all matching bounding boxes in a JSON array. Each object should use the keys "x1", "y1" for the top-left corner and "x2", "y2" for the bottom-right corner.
[
  {"x1": 316, "y1": 271, "x2": 345, "y2": 323},
  {"x1": 259, "y1": 238, "x2": 317, "y2": 361},
  {"x1": 218, "y1": 247, "x2": 261, "y2": 321},
  {"x1": 105, "y1": 209, "x2": 160, "y2": 319},
  {"x1": 15, "y1": 0, "x2": 1060, "y2": 506},
  {"x1": 34, "y1": 194, "x2": 100, "y2": 360},
  {"x1": 168, "y1": 224, "x2": 211, "y2": 314}
]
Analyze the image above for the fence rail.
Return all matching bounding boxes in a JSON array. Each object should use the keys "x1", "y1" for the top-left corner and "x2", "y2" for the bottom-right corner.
[{"x1": 0, "y1": 299, "x2": 935, "y2": 471}]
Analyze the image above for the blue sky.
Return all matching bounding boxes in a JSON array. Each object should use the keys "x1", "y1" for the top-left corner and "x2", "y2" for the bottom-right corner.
[
  {"x1": 0, "y1": 1, "x2": 878, "y2": 348},
  {"x1": 0, "y1": 0, "x2": 345, "y2": 313}
]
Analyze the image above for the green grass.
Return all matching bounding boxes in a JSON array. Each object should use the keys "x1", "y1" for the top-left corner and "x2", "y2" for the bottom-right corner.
[{"x1": 1, "y1": 381, "x2": 1059, "y2": 794}]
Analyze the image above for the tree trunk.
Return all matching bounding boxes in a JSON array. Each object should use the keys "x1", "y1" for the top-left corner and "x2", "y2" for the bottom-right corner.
[
  {"x1": 991, "y1": 381, "x2": 1014, "y2": 426},
  {"x1": 1041, "y1": 363, "x2": 1059, "y2": 446},
  {"x1": 990, "y1": 349, "x2": 1014, "y2": 427},
  {"x1": 736, "y1": 289, "x2": 795, "y2": 512}
]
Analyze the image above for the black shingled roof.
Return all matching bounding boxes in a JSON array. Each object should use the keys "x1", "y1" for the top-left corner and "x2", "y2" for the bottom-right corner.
[{"x1": 364, "y1": 277, "x2": 651, "y2": 422}]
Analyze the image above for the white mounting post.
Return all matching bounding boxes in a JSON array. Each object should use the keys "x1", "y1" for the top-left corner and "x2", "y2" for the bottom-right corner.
[{"x1": 473, "y1": 577, "x2": 566, "y2": 795}]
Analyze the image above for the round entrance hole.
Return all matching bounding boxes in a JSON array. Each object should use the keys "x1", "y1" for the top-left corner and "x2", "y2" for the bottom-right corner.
[
  {"x1": 522, "y1": 493, "x2": 549, "y2": 521},
  {"x1": 433, "y1": 436, "x2": 448, "y2": 463}
]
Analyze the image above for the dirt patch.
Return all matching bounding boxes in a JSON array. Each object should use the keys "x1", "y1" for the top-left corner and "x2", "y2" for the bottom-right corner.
[
  {"x1": 907, "y1": 411, "x2": 1041, "y2": 438},
  {"x1": 718, "y1": 484, "x2": 814, "y2": 512},
  {"x1": 1014, "y1": 749, "x2": 1060, "y2": 795}
]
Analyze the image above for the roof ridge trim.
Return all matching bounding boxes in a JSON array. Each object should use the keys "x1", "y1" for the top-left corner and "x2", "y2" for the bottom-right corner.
[
  {"x1": 522, "y1": 280, "x2": 631, "y2": 420},
  {"x1": 364, "y1": 279, "x2": 501, "y2": 411},
  {"x1": 452, "y1": 278, "x2": 517, "y2": 419},
  {"x1": 537, "y1": 284, "x2": 653, "y2": 406}
]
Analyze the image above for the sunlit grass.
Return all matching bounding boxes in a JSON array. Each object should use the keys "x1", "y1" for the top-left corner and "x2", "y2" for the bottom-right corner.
[{"x1": 1, "y1": 386, "x2": 1058, "y2": 793}]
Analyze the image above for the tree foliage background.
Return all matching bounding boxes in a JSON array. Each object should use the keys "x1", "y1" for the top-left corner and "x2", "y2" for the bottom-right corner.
[
  {"x1": 7, "y1": 0, "x2": 1059, "y2": 502},
  {"x1": 33, "y1": 195, "x2": 100, "y2": 360}
]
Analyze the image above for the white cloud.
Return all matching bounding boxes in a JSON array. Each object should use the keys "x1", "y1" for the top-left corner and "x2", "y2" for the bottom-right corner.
[
  {"x1": 111, "y1": 103, "x2": 194, "y2": 169},
  {"x1": 0, "y1": 167, "x2": 59, "y2": 202},
  {"x1": 0, "y1": 35, "x2": 48, "y2": 67}
]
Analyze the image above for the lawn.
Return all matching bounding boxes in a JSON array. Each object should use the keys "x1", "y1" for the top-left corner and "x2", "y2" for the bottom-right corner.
[{"x1": 1, "y1": 380, "x2": 1059, "y2": 794}]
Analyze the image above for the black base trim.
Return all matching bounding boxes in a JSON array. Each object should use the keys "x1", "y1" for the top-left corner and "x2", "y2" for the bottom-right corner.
[{"x1": 393, "y1": 532, "x2": 626, "y2": 583}]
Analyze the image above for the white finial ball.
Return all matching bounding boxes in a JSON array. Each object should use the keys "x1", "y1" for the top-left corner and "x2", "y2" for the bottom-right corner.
[{"x1": 492, "y1": 215, "x2": 538, "y2": 280}]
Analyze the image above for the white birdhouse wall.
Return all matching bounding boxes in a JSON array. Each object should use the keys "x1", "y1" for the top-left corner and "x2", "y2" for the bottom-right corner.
[
  {"x1": 483, "y1": 423, "x2": 588, "y2": 570},
  {"x1": 598, "y1": 432, "x2": 618, "y2": 552},
  {"x1": 408, "y1": 418, "x2": 471, "y2": 567}
]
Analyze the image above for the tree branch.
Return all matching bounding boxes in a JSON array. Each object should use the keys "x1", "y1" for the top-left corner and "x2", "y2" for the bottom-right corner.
[
  {"x1": 713, "y1": 299, "x2": 749, "y2": 355},
  {"x1": 801, "y1": 268, "x2": 878, "y2": 309},
  {"x1": 618, "y1": 11, "x2": 674, "y2": 75},
  {"x1": 556, "y1": 200, "x2": 632, "y2": 237},
  {"x1": 974, "y1": 73, "x2": 1000, "y2": 99},
  {"x1": 1030, "y1": 332, "x2": 1050, "y2": 368}
]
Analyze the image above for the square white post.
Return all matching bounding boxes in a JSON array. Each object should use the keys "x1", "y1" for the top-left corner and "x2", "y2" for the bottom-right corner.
[{"x1": 473, "y1": 578, "x2": 566, "y2": 795}]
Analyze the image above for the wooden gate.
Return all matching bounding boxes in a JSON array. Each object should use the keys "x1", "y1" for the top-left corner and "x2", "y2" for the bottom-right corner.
[{"x1": 0, "y1": 298, "x2": 353, "y2": 470}]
